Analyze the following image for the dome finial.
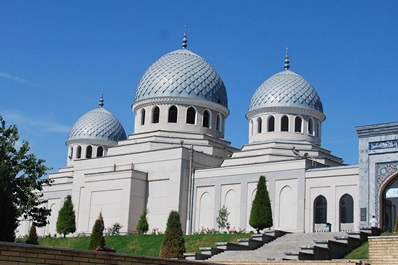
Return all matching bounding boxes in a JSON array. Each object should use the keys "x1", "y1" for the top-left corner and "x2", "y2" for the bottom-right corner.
[
  {"x1": 99, "y1": 93, "x2": 104, "y2": 108},
  {"x1": 182, "y1": 24, "x2": 188, "y2": 49},
  {"x1": 284, "y1": 47, "x2": 290, "y2": 70}
]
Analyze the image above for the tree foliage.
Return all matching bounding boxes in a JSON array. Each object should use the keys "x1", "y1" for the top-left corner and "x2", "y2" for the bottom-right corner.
[
  {"x1": 159, "y1": 211, "x2": 185, "y2": 259},
  {"x1": 216, "y1": 205, "x2": 230, "y2": 232},
  {"x1": 249, "y1": 175, "x2": 273, "y2": 233},
  {"x1": 26, "y1": 224, "x2": 39, "y2": 245},
  {"x1": 56, "y1": 195, "x2": 76, "y2": 237},
  {"x1": 136, "y1": 209, "x2": 149, "y2": 234},
  {"x1": 0, "y1": 115, "x2": 52, "y2": 242},
  {"x1": 88, "y1": 212, "x2": 106, "y2": 250}
]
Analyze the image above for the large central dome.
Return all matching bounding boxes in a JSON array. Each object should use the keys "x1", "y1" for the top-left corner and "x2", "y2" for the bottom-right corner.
[{"x1": 134, "y1": 42, "x2": 228, "y2": 108}]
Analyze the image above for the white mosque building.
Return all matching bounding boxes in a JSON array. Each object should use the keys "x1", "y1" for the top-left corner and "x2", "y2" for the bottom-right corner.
[{"x1": 17, "y1": 33, "x2": 398, "y2": 236}]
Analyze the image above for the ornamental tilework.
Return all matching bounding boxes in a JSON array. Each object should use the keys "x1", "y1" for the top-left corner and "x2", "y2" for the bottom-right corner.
[
  {"x1": 374, "y1": 162, "x2": 398, "y2": 219},
  {"x1": 369, "y1": 140, "x2": 398, "y2": 150}
]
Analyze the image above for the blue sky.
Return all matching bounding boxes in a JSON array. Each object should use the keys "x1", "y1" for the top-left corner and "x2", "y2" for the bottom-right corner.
[{"x1": 1, "y1": 1, "x2": 397, "y2": 172}]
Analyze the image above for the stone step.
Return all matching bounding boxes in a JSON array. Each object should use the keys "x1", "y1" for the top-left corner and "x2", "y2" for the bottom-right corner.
[
  {"x1": 199, "y1": 247, "x2": 224, "y2": 256},
  {"x1": 183, "y1": 252, "x2": 211, "y2": 260},
  {"x1": 238, "y1": 238, "x2": 264, "y2": 250},
  {"x1": 216, "y1": 242, "x2": 250, "y2": 251}
]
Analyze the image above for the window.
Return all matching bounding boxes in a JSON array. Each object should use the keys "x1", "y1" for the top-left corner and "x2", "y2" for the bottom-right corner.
[
  {"x1": 314, "y1": 195, "x2": 327, "y2": 224},
  {"x1": 97, "y1": 146, "x2": 104, "y2": 157},
  {"x1": 152, "y1": 106, "x2": 160, "y2": 123},
  {"x1": 257, "y1": 117, "x2": 262, "y2": 133},
  {"x1": 76, "y1": 145, "x2": 81, "y2": 159},
  {"x1": 340, "y1": 194, "x2": 354, "y2": 223},
  {"x1": 86, "y1": 145, "x2": 92, "y2": 158},
  {"x1": 295, "y1": 116, "x2": 302, "y2": 133},
  {"x1": 308, "y1": 118, "x2": 314, "y2": 135},
  {"x1": 69, "y1": 147, "x2": 73, "y2": 160},
  {"x1": 216, "y1": 114, "x2": 222, "y2": 132},
  {"x1": 268, "y1": 116, "x2": 275, "y2": 132},
  {"x1": 281, "y1": 116, "x2": 289, "y2": 132},
  {"x1": 203, "y1": 110, "x2": 210, "y2": 128},
  {"x1": 168, "y1": 106, "x2": 177, "y2": 123},
  {"x1": 140, "y1": 109, "x2": 145, "y2": 125},
  {"x1": 186, "y1": 107, "x2": 196, "y2": 124}
]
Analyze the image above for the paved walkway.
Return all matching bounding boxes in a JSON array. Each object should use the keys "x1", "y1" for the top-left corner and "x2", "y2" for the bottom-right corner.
[{"x1": 209, "y1": 232, "x2": 349, "y2": 261}]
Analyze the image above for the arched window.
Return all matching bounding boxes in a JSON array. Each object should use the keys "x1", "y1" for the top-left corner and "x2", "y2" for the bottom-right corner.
[
  {"x1": 340, "y1": 194, "x2": 354, "y2": 223},
  {"x1": 76, "y1": 145, "x2": 81, "y2": 159},
  {"x1": 140, "y1": 109, "x2": 145, "y2": 125},
  {"x1": 69, "y1": 147, "x2": 73, "y2": 160},
  {"x1": 168, "y1": 106, "x2": 177, "y2": 123},
  {"x1": 314, "y1": 195, "x2": 327, "y2": 224},
  {"x1": 257, "y1": 117, "x2": 262, "y2": 133},
  {"x1": 86, "y1": 145, "x2": 92, "y2": 158},
  {"x1": 216, "y1": 114, "x2": 222, "y2": 132},
  {"x1": 186, "y1": 107, "x2": 196, "y2": 124},
  {"x1": 281, "y1": 116, "x2": 289, "y2": 132},
  {"x1": 203, "y1": 110, "x2": 210, "y2": 128},
  {"x1": 295, "y1": 116, "x2": 302, "y2": 133},
  {"x1": 268, "y1": 116, "x2": 275, "y2": 132},
  {"x1": 152, "y1": 106, "x2": 160, "y2": 123},
  {"x1": 308, "y1": 118, "x2": 314, "y2": 135},
  {"x1": 97, "y1": 146, "x2": 104, "y2": 157}
]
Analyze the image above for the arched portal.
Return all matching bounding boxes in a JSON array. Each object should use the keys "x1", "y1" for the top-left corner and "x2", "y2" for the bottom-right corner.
[
  {"x1": 313, "y1": 195, "x2": 327, "y2": 232},
  {"x1": 380, "y1": 173, "x2": 398, "y2": 231}
]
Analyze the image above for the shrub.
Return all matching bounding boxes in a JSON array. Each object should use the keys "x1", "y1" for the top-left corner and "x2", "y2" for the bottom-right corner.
[
  {"x1": 56, "y1": 195, "x2": 76, "y2": 237},
  {"x1": 249, "y1": 175, "x2": 273, "y2": 233},
  {"x1": 159, "y1": 211, "x2": 185, "y2": 259},
  {"x1": 216, "y1": 205, "x2": 230, "y2": 232},
  {"x1": 136, "y1": 209, "x2": 149, "y2": 234},
  {"x1": 26, "y1": 224, "x2": 38, "y2": 245},
  {"x1": 88, "y1": 212, "x2": 106, "y2": 250}
]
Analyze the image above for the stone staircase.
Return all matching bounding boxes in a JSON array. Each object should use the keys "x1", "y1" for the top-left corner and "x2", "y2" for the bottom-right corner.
[{"x1": 184, "y1": 227, "x2": 384, "y2": 261}]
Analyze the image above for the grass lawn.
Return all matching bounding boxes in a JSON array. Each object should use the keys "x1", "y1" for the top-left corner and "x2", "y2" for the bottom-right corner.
[{"x1": 35, "y1": 233, "x2": 252, "y2": 257}]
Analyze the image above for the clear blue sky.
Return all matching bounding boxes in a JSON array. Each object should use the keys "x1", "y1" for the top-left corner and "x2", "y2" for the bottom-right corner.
[{"x1": 1, "y1": 1, "x2": 397, "y2": 172}]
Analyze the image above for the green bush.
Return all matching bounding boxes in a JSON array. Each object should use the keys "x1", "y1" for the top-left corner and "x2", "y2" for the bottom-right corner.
[
  {"x1": 136, "y1": 209, "x2": 149, "y2": 234},
  {"x1": 88, "y1": 212, "x2": 106, "y2": 250},
  {"x1": 159, "y1": 211, "x2": 185, "y2": 259},
  {"x1": 56, "y1": 195, "x2": 76, "y2": 237},
  {"x1": 26, "y1": 224, "x2": 38, "y2": 245},
  {"x1": 249, "y1": 175, "x2": 273, "y2": 233}
]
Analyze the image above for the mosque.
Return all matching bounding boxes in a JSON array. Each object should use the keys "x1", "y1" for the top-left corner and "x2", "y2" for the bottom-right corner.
[{"x1": 17, "y1": 33, "x2": 398, "y2": 236}]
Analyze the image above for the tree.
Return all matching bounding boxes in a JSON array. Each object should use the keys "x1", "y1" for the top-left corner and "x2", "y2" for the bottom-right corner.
[
  {"x1": 159, "y1": 211, "x2": 185, "y2": 259},
  {"x1": 0, "y1": 115, "x2": 52, "y2": 242},
  {"x1": 56, "y1": 195, "x2": 76, "y2": 237},
  {"x1": 249, "y1": 175, "x2": 273, "y2": 233},
  {"x1": 216, "y1": 205, "x2": 230, "y2": 232},
  {"x1": 88, "y1": 212, "x2": 106, "y2": 250},
  {"x1": 136, "y1": 209, "x2": 149, "y2": 234},
  {"x1": 26, "y1": 224, "x2": 39, "y2": 245}
]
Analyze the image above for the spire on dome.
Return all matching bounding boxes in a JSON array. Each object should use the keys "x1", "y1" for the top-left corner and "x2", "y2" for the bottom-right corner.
[
  {"x1": 284, "y1": 48, "x2": 290, "y2": 70},
  {"x1": 182, "y1": 25, "x2": 188, "y2": 49},
  {"x1": 99, "y1": 94, "x2": 104, "y2": 108}
]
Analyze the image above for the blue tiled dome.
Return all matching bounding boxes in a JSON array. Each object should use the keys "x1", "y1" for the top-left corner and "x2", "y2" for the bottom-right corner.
[
  {"x1": 134, "y1": 48, "x2": 228, "y2": 108},
  {"x1": 67, "y1": 107, "x2": 127, "y2": 145},
  {"x1": 249, "y1": 69, "x2": 323, "y2": 113}
]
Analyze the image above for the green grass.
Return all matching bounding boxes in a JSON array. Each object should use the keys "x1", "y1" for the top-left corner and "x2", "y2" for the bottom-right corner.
[
  {"x1": 344, "y1": 232, "x2": 398, "y2": 259},
  {"x1": 35, "y1": 233, "x2": 251, "y2": 257}
]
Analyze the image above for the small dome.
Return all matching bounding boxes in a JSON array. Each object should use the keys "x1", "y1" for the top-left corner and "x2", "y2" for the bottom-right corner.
[
  {"x1": 249, "y1": 69, "x2": 323, "y2": 113},
  {"x1": 67, "y1": 103, "x2": 127, "y2": 145},
  {"x1": 134, "y1": 48, "x2": 228, "y2": 108}
]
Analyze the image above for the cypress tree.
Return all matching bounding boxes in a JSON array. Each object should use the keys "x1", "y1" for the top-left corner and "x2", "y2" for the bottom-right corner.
[
  {"x1": 136, "y1": 209, "x2": 149, "y2": 234},
  {"x1": 56, "y1": 195, "x2": 76, "y2": 237},
  {"x1": 26, "y1": 224, "x2": 38, "y2": 245},
  {"x1": 249, "y1": 175, "x2": 273, "y2": 233},
  {"x1": 88, "y1": 212, "x2": 106, "y2": 250},
  {"x1": 159, "y1": 211, "x2": 185, "y2": 259}
]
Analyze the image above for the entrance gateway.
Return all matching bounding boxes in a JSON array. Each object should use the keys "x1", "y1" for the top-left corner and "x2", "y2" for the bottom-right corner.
[{"x1": 357, "y1": 123, "x2": 398, "y2": 231}]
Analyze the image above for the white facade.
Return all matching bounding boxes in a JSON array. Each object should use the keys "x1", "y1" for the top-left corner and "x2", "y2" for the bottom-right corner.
[{"x1": 16, "y1": 36, "x2": 398, "y2": 237}]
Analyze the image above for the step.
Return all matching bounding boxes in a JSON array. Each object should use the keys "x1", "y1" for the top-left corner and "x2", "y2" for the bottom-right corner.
[
  {"x1": 216, "y1": 242, "x2": 250, "y2": 251},
  {"x1": 183, "y1": 252, "x2": 211, "y2": 260},
  {"x1": 199, "y1": 247, "x2": 224, "y2": 256},
  {"x1": 238, "y1": 238, "x2": 264, "y2": 249},
  {"x1": 252, "y1": 233, "x2": 276, "y2": 243}
]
